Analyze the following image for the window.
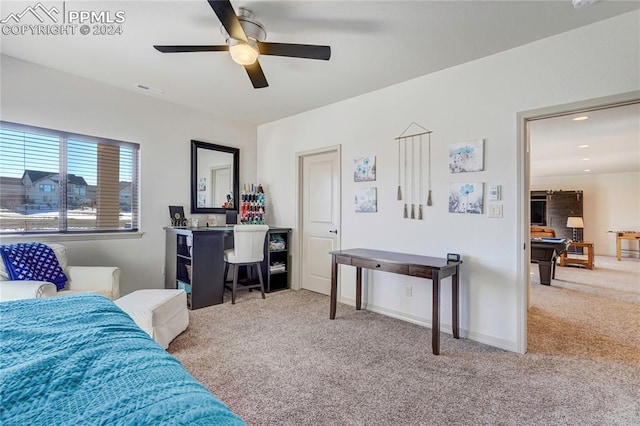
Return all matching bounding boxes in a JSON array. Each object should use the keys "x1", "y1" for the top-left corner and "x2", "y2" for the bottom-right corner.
[{"x1": 0, "y1": 121, "x2": 139, "y2": 234}]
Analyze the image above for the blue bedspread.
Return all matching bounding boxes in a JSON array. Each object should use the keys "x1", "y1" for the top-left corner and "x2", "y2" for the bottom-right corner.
[{"x1": 0, "y1": 294, "x2": 246, "y2": 425}]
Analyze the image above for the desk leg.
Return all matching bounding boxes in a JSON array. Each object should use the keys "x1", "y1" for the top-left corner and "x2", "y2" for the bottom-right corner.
[
  {"x1": 356, "y1": 267, "x2": 362, "y2": 310},
  {"x1": 616, "y1": 235, "x2": 622, "y2": 261},
  {"x1": 452, "y1": 267, "x2": 459, "y2": 339},
  {"x1": 330, "y1": 255, "x2": 337, "y2": 319},
  {"x1": 432, "y1": 270, "x2": 440, "y2": 355}
]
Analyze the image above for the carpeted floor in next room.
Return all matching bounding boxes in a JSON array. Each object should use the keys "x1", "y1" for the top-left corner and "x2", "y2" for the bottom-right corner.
[{"x1": 169, "y1": 255, "x2": 639, "y2": 426}]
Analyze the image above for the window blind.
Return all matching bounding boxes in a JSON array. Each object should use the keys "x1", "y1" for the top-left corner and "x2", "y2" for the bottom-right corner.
[{"x1": 0, "y1": 121, "x2": 139, "y2": 234}]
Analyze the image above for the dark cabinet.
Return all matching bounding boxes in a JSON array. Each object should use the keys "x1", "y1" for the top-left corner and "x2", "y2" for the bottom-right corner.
[
  {"x1": 260, "y1": 228, "x2": 291, "y2": 293},
  {"x1": 531, "y1": 190, "x2": 583, "y2": 241},
  {"x1": 165, "y1": 227, "x2": 232, "y2": 310},
  {"x1": 165, "y1": 226, "x2": 291, "y2": 309},
  {"x1": 546, "y1": 191, "x2": 583, "y2": 241}
]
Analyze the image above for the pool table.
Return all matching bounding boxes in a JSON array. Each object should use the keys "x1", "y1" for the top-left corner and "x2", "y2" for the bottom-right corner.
[{"x1": 531, "y1": 238, "x2": 569, "y2": 285}]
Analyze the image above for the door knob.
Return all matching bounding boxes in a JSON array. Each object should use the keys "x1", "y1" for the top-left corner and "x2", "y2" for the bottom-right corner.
[{"x1": 329, "y1": 229, "x2": 338, "y2": 234}]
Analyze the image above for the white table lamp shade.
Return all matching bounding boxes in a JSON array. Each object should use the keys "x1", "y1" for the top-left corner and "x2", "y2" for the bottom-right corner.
[{"x1": 567, "y1": 217, "x2": 584, "y2": 228}]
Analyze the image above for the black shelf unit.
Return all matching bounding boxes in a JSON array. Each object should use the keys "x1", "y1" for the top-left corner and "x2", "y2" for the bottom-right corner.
[
  {"x1": 165, "y1": 227, "x2": 291, "y2": 308},
  {"x1": 165, "y1": 227, "x2": 232, "y2": 310},
  {"x1": 175, "y1": 234, "x2": 193, "y2": 308},
  {"x1": 260, "y1": 228, "x2": 291, "y2": 292}
]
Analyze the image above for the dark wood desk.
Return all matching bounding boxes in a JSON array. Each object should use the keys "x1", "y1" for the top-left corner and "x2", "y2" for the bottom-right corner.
[
  {"x1": 329, "y1": 248, "x2": 462, "y2": 355},
  {"x1": 165, "y1": 226, "x2": 291, "y2": 309},
  {"x1": 165, "y1": 227, "x2": 234, "y2": 309}
]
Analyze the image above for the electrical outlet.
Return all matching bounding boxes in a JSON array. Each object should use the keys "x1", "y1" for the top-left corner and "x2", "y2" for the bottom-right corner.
[{"x1": 405, "y1": 285, "x2": 412, "y2": 297}]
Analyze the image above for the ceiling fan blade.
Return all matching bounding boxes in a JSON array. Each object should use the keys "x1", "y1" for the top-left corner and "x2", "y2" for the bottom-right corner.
[
  {"x1": 207, "y1": 0, "x2": 247, "y2": 41},
  {"x1": 257, "y1": 42, "x2": 331, "y2": 60},
  {"x1": 154, "y1": 45, "x2": 229, "y2": 53},
  {"x1": 244, "y1": 61, "x2": 268, "y2": 89}
]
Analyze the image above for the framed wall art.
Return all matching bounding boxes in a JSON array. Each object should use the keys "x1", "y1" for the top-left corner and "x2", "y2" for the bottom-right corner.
[
  {"x1": 448, "y1": 183, "x2": 484, "y2": 214},
  {"x1": 197, "y1": 193, "x2": 206, "y2": 208},
  {"x1": 355, "y1": 187, "x2": 377, "y2": 213},
  {"x1": 354, "y1": 156, "x2": 376, "y2": 182},
  {"x1": 449, "y1": 139, "x2": 484, "y2": 173},
  {"x1": 169, "y1": 205, "x2": 186, "y2": 226}
]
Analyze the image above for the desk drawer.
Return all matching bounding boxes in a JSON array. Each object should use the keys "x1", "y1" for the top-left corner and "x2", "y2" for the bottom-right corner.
[
  {"x1": 334, "y1": 255, "x2": 352, "y2": 265},
  {"x1": 409, "y1": 266, "x2": 433, "y2": 279},
  {"x1": 351, "y1": 258, "x2": 408, "y2": 275}
]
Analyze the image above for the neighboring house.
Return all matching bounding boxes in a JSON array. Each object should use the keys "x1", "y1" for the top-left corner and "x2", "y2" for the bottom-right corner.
[
  {"x1": 21, "y1": 170, "x2": 60, "y2": 210},
  {"x1": 20, "y1": 170, "x2": 88, "y2": 210},
  {"x1": 0, "y1": 172, "x2": 131, "y2": 212},
  {"x1": 119, "y1": 181, "x2": 132, "y2": 211},
  {"x1": 0, "y1": 176, "x2": 24, "y2": 209},
  {"x1": 86, "y1": 185, "x2": 97, "y2": 207}
]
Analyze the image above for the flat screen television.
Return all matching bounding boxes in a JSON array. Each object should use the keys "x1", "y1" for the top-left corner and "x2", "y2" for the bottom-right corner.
[{"x1": 531, "y1": 199, "x2": 546, "y2": 226}]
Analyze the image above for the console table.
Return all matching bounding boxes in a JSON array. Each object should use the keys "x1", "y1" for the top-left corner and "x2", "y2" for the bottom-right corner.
[
  {"x1": 559, "y1": 241, "x2": 594, "y2": 269},
  {"x1": 609, "y1": 231, "x2": 640, "y2": 261},
  {"x1": 329, "y1": 248, "x2": 462, "y2": 355}
]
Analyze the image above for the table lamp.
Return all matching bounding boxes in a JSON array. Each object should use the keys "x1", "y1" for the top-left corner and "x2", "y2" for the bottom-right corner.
[{"x1": 566, "y1": 216, "x2": 584, "y2": 242}]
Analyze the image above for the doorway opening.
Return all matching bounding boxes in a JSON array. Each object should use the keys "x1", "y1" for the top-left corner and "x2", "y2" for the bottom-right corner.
[{"x1": 517, "y1": 91, "x2": 640, "y2": 354}]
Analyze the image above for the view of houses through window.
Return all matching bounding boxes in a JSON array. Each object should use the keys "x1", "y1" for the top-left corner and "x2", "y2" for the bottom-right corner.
[{"x1": 0, "y1": 122, "x2": 139, "y2": 233}]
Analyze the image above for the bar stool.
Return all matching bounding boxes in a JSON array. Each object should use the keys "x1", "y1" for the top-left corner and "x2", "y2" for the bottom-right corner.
[{"x1": 223, "y1": 224, "x2": 269, "y2": 304}]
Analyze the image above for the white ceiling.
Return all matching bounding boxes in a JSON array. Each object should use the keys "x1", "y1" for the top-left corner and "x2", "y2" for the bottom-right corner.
[
  {"x1": 1, "y1": 1, "x2": 638, "y2": 178},
  {"x1": 530, "y1": 102, "x2": 640, "y2": 178},
  {"x1": 1, "y1": 0, "x2": 639, "y2": 126}
]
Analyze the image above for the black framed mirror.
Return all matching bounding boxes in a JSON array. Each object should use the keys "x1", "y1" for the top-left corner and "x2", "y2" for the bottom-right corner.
[{"x1": 190, "y1": 140, "x2": 239, "y2": 214}]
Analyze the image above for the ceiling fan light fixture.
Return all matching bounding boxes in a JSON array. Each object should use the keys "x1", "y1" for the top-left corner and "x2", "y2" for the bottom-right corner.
[{"x1": 228, "y1": 38, "x2": 259, "y2": 65}]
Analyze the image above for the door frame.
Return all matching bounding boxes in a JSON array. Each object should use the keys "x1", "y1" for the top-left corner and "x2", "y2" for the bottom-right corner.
[
  {"x1": 516, "y1": 90, "x2": 640, "y2": 354},
  {"x1": 294, "y1": 145, "x2": 342, "y2": 292},
  {"x1": 210, "y1": 164, "x2": 231, "y2": 208}
]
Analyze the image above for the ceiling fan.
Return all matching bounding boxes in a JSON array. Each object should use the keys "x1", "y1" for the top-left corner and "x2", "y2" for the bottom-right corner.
[{"x1": 153, "y1": 0, "x2": 331, "y2": 89}]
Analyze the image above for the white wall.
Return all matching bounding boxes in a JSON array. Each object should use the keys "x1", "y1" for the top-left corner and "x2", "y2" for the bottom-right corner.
[
  {"x1": 0, "y1": 55, "x2": 257, "y2": 295},
  {"x1": 532, "y1": 172, "x2": 640, "y2": 256},
  {"x1": 257, "y1": 11, "x2": 640, "y2": 351}
]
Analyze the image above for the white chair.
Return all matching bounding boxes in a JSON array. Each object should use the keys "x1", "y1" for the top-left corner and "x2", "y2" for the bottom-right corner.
[
  {"x1": 0, "y1": 243, "x2": 120, "y2": 302},
  {"x1": 223, "y1": 225, "x2": 268, "y2": 304}
]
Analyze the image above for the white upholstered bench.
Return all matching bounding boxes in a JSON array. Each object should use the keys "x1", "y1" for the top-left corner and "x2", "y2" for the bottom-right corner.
[{"x1": 114, "y1": 289, "x2": 189, "y2": 349}]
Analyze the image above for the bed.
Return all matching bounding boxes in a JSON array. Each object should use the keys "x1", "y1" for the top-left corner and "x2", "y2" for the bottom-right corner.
[{"x1": 0, "y1": 293, "x2": 245, "y2": 425}]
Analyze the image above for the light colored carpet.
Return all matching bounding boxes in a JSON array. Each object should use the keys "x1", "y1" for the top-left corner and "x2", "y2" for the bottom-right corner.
[
  {"x1": 529, "y1": 255, "x2": 640, "y2": 368},
  {"x1": 169, "y1": 258, "x2": 639, "y2": 425}
]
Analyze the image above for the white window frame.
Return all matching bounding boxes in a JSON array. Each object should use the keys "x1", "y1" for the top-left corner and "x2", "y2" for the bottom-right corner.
[{"x1": 0, "y1": 121, "x2": 140, "y2": 237}]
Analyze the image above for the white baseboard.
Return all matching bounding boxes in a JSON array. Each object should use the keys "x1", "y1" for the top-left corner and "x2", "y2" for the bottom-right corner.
[{"x1": 338, "y1": 296, "x2": 518, "y2": 353}]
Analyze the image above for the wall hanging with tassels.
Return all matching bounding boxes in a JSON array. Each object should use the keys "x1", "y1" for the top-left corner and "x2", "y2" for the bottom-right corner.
[{"x1": 395, "y1": 122, "x2": 433, "y2": 219}]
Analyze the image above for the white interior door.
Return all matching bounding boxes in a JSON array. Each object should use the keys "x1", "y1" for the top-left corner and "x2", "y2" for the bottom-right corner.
[
  {"x1": 301, "y1": 149, "x2": 340, "y2": 295},
  {"x1": 211, "y1": 165, "x2": 231, "y2": 208}
]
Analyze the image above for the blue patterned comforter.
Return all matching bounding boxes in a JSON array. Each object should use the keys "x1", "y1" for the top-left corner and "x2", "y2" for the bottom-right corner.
[{"x1": 0, "y1": 294, "x2": 245, "y2": 425}]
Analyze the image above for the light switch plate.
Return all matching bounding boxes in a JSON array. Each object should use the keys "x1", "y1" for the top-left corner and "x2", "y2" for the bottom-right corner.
[
  {"x1": 488, "y1": 204, "x2": 503, "y2": 218},
  {"x1": 489, "y1": 185, "x2": 502, "y2": 201}
]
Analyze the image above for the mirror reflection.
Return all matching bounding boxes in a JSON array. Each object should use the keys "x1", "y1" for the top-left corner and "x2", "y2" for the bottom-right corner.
[
  {"x1": 197, "y1": 148, "x2": 233, "y2": 208},
  {"x1": 191, "y1": 140, "x2": 239, "y2": 214}
]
